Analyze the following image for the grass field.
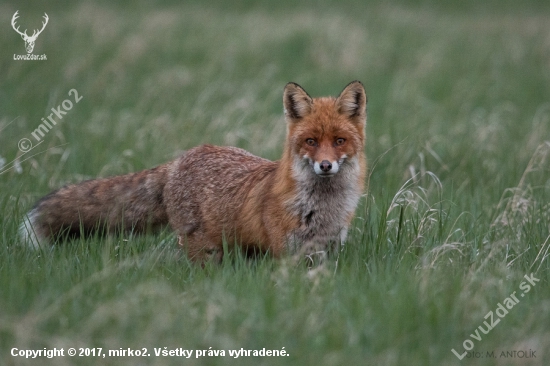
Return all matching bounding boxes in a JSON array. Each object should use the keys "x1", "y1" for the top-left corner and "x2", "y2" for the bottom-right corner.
[{"x1": 1, "y1": 0, "x2": 550, "y2": 365}]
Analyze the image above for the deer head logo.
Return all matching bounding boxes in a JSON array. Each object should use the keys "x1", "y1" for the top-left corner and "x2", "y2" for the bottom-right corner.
[{"x1": 11, "y1": 11, "x2": 49, "y2": 54}]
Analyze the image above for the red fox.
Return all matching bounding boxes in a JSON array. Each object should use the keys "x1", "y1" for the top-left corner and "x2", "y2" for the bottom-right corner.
[{"x1": 20, "y1": 81, "x2": 367, "y2": 263}]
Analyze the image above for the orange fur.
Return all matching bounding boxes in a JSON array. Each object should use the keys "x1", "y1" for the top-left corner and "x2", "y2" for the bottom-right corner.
[{"x1": 20, "y1": 81, "x2": 367, "y2": 264}]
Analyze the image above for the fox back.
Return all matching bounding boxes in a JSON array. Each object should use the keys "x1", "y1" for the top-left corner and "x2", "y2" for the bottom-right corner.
[{"x1": 20, "y1": 81, "x2": 367, "y2": 264}]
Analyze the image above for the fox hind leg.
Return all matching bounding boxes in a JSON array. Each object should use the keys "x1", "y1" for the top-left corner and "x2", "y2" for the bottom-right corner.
[{"x1": 177, "y1": 232, "x2": 223, "y2": 265}]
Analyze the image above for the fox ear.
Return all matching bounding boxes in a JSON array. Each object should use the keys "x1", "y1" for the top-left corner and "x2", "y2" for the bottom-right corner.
[
  {"x1": 336, "y1": 81, "x2": 367, "y2": 119},
  {"x1": 283, "y1": 82, "x2": 313, "y2": 120}
]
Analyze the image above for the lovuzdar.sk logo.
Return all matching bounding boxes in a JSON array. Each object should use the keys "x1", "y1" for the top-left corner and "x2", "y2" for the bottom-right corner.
[{"x1": 11, "y1": 10, "x2": 48, "y2": 60}]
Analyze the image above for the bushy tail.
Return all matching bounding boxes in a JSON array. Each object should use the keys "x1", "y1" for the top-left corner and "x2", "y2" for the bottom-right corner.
[{"x1": 19, "y1": 163, "x2": 171, "y2": 248}]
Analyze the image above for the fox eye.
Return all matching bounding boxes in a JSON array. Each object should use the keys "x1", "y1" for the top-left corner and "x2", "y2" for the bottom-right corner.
[
  {"x1": 335, "y1": 138, "x2": 345, "y2": 146},
  {"x1": 305, "y1": 138, "x2": 317, "y2": 146}
]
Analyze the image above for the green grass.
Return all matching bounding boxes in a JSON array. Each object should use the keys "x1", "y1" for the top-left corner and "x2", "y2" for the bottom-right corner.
[{"x1": 1, "y1": 0, "x2": 550, "y2": 365}]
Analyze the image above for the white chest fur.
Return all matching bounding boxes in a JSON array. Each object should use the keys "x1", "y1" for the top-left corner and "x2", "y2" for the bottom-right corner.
[{"x1": 286, "y1": 156, "x2": 362, "y2": 254}]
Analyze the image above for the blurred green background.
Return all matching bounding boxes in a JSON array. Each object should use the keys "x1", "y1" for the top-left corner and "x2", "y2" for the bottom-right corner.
[{"x1": 1, "y1": 1, "x2": 549, "y2": 365}]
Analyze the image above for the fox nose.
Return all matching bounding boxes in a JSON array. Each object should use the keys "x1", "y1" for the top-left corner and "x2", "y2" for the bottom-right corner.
[{"x1": 320, "y1": 160, "x2": 332, "y2": 173}]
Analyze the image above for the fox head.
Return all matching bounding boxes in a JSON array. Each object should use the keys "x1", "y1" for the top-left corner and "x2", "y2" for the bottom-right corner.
[{"x1": 283, "y1": 81, "x2": 367, "y2": 178}]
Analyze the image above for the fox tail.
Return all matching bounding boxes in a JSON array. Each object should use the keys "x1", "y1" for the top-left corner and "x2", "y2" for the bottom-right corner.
[{"x1": 19, "y1": 164, "x2": 170, "y2": 248}]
